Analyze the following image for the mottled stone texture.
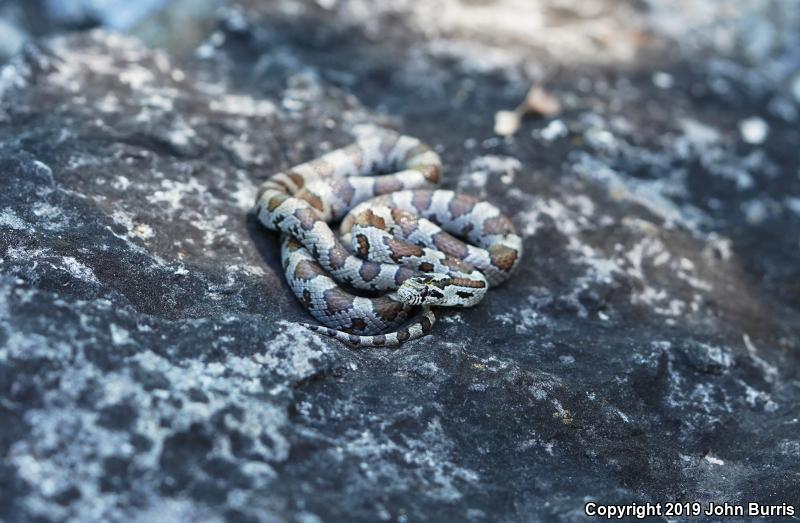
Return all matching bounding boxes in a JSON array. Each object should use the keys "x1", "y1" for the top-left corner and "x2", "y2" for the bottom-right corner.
[{"x1": 1, "y1": 1, "x2": 800, "y2": 522}]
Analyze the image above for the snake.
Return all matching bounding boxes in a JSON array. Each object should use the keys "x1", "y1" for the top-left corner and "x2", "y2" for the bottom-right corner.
[{"x1": 254, "y1": 131, "x2": 522, "y2": 347}]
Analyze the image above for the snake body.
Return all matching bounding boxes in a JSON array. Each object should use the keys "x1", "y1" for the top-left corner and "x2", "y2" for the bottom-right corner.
[{"x1": 254, "y1": 132, "x2": 522, "y2": 346}]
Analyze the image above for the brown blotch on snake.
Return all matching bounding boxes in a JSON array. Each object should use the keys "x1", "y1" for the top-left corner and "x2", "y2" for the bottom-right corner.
[
  {"x1": 350, "y1": 318, "x2": 367, "y2": 332},
  {"x1": 375, "y1": 299, "x2": 407, "y2": 323},
  {"x1": 327, "y1": 244, "x2": 350, "y2": 270},
  {"x1": 330, "y1": 178, "x2": 356, "y2": 206},
  {"x1": 285, "y1": 171, "x2": 305, "y2": 189},
  {"x1": 355, "y1": 234, "x2": 371, "y2": 258},
  {"x1": 489, "y1": 245, "x2": 520, "y2": 272},
  {"x1": 420, "y1": 314, "x2": 433, "y2": 332},
  {"x1": 294, "y1": 207, "x2": 319, "y2": 231},
  {"x1": 418, "y1": 262, "x2": 434, "y2": 272},
  {"x1": 299, "y1": 191, "x2": 325, "y2": 212},
  {"x1": 323, "y1": 288, "x2": 355, "y2": 314},
  {"x1": 383, "y1": 236, "x2": 425, "y2": 262},
  {"x1": 419, "y1": 164, "x2": 441, "y2": 183},
  {"x1": 359, "y1": 262, "x2": 381, "y2": 282},
  {"x1": 294, "y1": 259, "x2": 327, "y2": 281},
  {"x1": 432, "y1": 231, "x2": 469, "y2": 259},
  {"x1": 301, "y1": 289, "x2": 313, "y2": 308},
  {"x1": 412, "y1": 191, "x2": 433, "y2": 212},
  {"x1": 448, "y1": 195, "x2": 476, "y2": 218},
  {"x1": 266, "y1": 194, "x2": 286, "y2": 212},
  {"x1": 482, "y1": 214, "x2": 515, "y2": 235},
  {"x1": 391, "y1": 208, "x2": 419, "y2": 237},
  {"x1": 449, "y1": 277, "x2": 487, "y2": 289},
  {"x1": 374, "y1": 177, "x2": 405, "y2": 195},
  {"x1": 355, "y1": 209, "x2": 387, "y2": 230}
]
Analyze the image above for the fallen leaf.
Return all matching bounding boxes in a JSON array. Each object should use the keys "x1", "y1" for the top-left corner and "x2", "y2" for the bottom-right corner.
[
  {"x1": 524, "y1": 86, "x2": 561, "y2": 117},
  {"x1": 494, "y1": 110, "x2": 521, "y2": 136}
]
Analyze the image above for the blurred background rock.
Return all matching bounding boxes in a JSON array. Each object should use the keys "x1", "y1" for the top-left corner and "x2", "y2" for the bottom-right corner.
[
  {"x1": 0, "y1": 0, "x2": 220, "y2": 61},
  {"x1": 1, "y1": 1, "x2": 798, "y2": 103}
]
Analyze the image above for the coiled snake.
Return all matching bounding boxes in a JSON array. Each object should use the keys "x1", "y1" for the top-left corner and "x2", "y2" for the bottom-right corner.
[{"x1": 254, "y1": 131, "x2": 522, "y2": 347}]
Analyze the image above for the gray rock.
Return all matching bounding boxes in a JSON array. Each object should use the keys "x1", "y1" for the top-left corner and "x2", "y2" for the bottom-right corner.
[{"x1": 1, "y1": 1, "x2": 799, "y2": 522}]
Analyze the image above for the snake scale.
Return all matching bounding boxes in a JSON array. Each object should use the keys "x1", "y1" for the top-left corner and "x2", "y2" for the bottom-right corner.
[{"x1": 254, "y1": 131, "x2": 523, "y2": 347}]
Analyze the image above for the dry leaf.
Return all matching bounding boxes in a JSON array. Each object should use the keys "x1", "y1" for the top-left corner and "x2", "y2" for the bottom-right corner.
[
  {"x1": 494, "y1": 85, "x2": 561, "y2": 136},
  {"x1": 524, "y1": 86, "x2": 561, "y2": 117},
  {"x1": 494, "y1": 110, "x2": 521, "y2": 136}
]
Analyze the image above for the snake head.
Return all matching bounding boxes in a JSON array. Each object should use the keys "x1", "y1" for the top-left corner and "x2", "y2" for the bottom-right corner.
[{"x1": 395, "y1": 275, "x2": 449, "y2": 306}]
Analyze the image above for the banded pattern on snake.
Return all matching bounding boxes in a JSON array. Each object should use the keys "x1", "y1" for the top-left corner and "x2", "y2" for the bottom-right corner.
[{"x1": 254, "y1": 131, "x2": 523, "y2": 346}]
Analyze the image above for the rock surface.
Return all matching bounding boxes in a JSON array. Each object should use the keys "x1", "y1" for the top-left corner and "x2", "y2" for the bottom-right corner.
[{"x1": 1, "y1": 1, "x2": 799, "y2": 522}]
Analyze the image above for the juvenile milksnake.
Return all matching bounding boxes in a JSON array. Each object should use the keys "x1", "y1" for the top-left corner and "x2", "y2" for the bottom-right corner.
[{"x1": 254, "y1": 131, "x2": 522, "y2": 347}]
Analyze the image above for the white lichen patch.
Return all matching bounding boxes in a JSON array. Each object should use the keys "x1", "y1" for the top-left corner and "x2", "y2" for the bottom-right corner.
[
  {"x1": 230, "y1": 171, "x2": 258, "y2": 210},
  {"x1": 738, "y1": 379, "x2": 779, "y2": 412},
  {"x1": 109, "y1": 323, "x2": 132, "y2": 346},
  {"x1": 4, "y1": 246, "x2": 100, "y2": 286},
  {"x1": 510, "y1": 171, "x2": 720, "y2": 321},
  {"x1": 2, "y1": 330, "x2": 74, "y2": 362},
  {"x1": 111, "y1": 176, "x2": 132, "y2": 191},
  {"x1": 61, "y1": 256, "x2": 100, "y2": 285},
  {"x1": 0, "y1": 50, "x2": 31, "y2": 100},
  {"x1": 31, "y1": 202, "x2": 69, "y2": 231},
  {"x1": 209, "y1": 93, "x2": 277, "y2": 117},
  {"x1": 742, "y1": 334, "x2": 779, "y2": 384},
  {"x1": 534, "y1": 119, "x2": 569, "y2": 142},
  {"x1": 457, "y1": 155, "x2": 522, "y2": 194},
  {"x1": 252, "y1": 321, "x2": 334, "y2": 380},
  {"x1": 222, "y1": 134, "x2": 262, "y2": 166},
  {"x1": 132, "y1": 223, "x2": 154, "y2": 240},
  {"x1": 111, "y1": 210, "x2": 155, "y2": 241},
  {"x1": 739, "y1": 117, "x2": 769, "y2": 144},
  {"x1": 4, "y1": 312, "x2": 340, "y2": 521},
  {"x1": 571, "y1": 152, "x2": 702, "y2": 230},
  {"x1": 0, "y1": 208, "x2": 31, "y2": 231},
  {"x1": 165, "y1": 119, "x2": 198, "y2": 148},
  {"x1": 678, "y1": 118, "x2": 721, "y2": 148},
  {"x1": 148, "y1": 177, "x2": 208, "y2": 213},
  {"x1": 496, "y1": 292, "x2": 551, "y2": 333},
  {"x1": 341, "y1": 416, "x2": 480, "y2": 502}
]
